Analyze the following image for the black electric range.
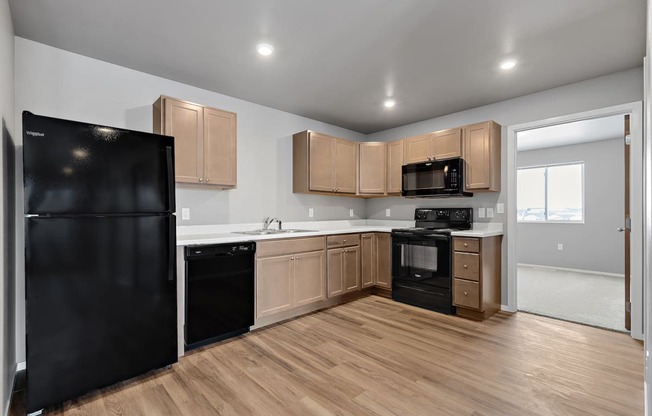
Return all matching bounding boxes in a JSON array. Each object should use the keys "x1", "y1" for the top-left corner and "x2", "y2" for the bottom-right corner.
[{"x1": 390, "y1": 208, "x2": 472, "y2": 314}]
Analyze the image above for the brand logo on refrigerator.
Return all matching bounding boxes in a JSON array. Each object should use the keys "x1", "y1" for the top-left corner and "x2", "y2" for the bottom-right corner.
[{"x1": 26, "y1": 131, "x2": 45, "y2": 137}]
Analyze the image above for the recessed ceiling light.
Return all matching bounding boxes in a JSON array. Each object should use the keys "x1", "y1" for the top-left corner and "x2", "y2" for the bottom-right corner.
[
  {"x1": 500, "y1": 60, "x2": 517, "y2": 70},
  {"x1": 256, "y1": 43, "x2": 274, "y2": 56},
  {"x1": 383, "y1": 98, "x2": 396, "y2": 108}
]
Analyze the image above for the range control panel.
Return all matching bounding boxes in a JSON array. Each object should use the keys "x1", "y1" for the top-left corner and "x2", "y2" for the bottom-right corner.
[{"x1": 413, "y1": 208, "x2": 473, "y2": 229}]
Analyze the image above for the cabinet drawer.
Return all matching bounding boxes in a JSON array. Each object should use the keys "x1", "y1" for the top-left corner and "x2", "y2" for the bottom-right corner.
[
  {"x1": 257, "y1": 237, "x2": 326, "y2": 257},
  {"x1": 453, "y1": 252, "x2": 480, "y2": 281},
  {"x1": 327, "y1": 234, "x2": 360, "y2": 248},
  {"x1": 453, "y1": 237, "x2": 480, "y2": 253},
  {"x1": 454, "y1": 279, "x2": 480, "y2": 310}
]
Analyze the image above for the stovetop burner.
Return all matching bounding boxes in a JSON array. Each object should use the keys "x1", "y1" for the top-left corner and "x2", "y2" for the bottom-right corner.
[{"x1": 391, "y1": 208, "x2": 473, "y2": 235}]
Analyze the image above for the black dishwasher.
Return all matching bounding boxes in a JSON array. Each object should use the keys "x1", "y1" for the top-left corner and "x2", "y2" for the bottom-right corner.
[{"x1": 185, "y1": 242, "x2": 255, "y2": 350}]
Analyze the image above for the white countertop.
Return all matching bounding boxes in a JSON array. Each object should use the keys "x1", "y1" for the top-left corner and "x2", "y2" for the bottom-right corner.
[{"x1": 177, "y1": 220, "x2": 503, "y2": 246}]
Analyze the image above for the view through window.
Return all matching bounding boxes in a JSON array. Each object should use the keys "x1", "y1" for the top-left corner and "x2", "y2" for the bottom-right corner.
[{"x1": 517, "y1": 162, "x2": 584, "y2": 222}]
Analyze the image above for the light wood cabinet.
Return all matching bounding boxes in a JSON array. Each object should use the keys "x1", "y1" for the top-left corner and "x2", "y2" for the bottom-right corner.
[
  {"x1": 360, "y1": 234, "x2": 375, "y2": 288},
  {"x1": 327, "y1": 235, "x2": 360, "y2": 298},
  {"x1": 154, "y1": 96, "x2": 236, "y2": 188},
  {"x1": 358, "y1": 142, "x2": 387, "y2": 195},
  {"x1": 452, "y1": 235, "x2": 502, "y2": 321},
  {"x1": 293, "y1": 131, "x2": 357, "y2": 195},
  {"x1": 374, "y1": 233, "x2": 392, "y2": 289},
  {"x1": 360, "y1": 233, "x2": 392, "y2": 290},
  {"x1": 256, "y1": 237, "x2": 326, "y2": 319},
  {"x1": 387, "y1": 140, "x2": 404, "y2": 194},
  {"x1": 463, "y1": 121, "x2": 501, "y2": 192},
  {"x1": 403, "y1": 128, "x2": 461, "y2": 164}
]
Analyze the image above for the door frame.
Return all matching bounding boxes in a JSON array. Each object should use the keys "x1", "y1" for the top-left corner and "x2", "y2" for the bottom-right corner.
[{"x1": 505, "y1": 101, "x2": 644, "y2": 340}]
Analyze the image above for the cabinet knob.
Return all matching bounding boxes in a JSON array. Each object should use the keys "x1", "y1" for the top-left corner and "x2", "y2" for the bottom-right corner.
[
  {"x1": 463, "y1": 265, "x2": 468, "y2": 269},
  {"x1": 291, "y1": 256, "x2": 295, "y2": 260},
  {"x1": 205, "y1": 178, "x2": 209, "y2": 183},
  {"x1": 199, "y1": 178, "x2": 204, "y2": 182},
  {"x1": 463, "y1": 243, "x2": 468, "y2": 247},
  {"x1": 343, "y1": 239, "x2": 346, "y2": 243},
  {"x1": 464, "y1": 291, "x2": 468, "y2": 296},
  {"x1": 336, "y1": 188, "x2": 339, "y2": 192}
]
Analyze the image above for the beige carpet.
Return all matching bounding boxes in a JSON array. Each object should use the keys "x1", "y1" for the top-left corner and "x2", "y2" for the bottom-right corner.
[{"x1": 517, "y1": 265, "x2": 626, "y2": 332}]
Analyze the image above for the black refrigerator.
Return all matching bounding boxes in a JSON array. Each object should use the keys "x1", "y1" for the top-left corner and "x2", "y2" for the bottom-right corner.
[{"x1": 23, "y1": 112, "x2": 178, "y2": 413}]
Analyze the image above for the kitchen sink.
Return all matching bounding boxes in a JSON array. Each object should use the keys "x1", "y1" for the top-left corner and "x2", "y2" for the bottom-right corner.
[{"x1": 232, "y1": 229, "x2": 316, "y2": 236}]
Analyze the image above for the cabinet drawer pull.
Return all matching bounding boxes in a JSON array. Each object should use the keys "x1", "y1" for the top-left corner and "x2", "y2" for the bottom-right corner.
[
  {"x1": 463, "y1": 265, "x2": 468, "y2": 269},
  {"x1": 343, "y1": 239, "x2": 347, "y2": 243},
  {"x1": 199, "y1": 178, "x2": 204, "y2": 182},
  {"x1": 463, "y1": 243, "x2": 468, "y2": 247},
  {"x1": 463, "y1": 291, "x2": 468, "y2": 296},
  {"x1": 205, "y1": 178, "x2": 210, "y2": 183}
]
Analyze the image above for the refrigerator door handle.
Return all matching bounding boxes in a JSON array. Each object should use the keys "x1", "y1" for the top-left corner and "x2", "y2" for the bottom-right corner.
[
  {"x1": 168, "y1": 216, "x2": 176, "y2": 282},
  {"x1": 166, "y1": 146, "x2": 176, "y2": 213}
]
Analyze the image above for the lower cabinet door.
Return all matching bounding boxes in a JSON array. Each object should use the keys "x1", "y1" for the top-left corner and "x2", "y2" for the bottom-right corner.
[
  {"x1": 256, "y1": 255, "x2": 293, "y2": 318},
  {"x1": 343, "y1": 247, "x2": 361, "y2": 293},
  {"x1": 360, "y1": 234, "x2": 375, "y2": 288},
  {"x1": 374, "y1": 233, "x2": 392, "y2": 289},
  {"x1": 294, "y1": 250, "x2": 326, "y2": 306},
  {"x1": 327, "y1": 249, "x2": 345, "y2": 298}
]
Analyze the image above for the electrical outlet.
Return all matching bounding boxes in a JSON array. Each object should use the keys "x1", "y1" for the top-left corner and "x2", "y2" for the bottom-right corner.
[
  {"x1": 487, "y1": 208, "x2": 494, "y2": 218},
  {"x1": 478, "y1": 208, "x2": 486, "y2": 218},
  {"x1": 181, "y1": 208, "x2": 190, "y2": 220},
  {"x1": 308, "y1": 208, "x2": 314, "y2": 218},
  {"x1": 349, "y1": 209, "x2": 354, "y2": 217},
  {"x1": 496, "y1": 203, "x2": 505, "y2": 214},
  {"x1": 557, "y1": 243, "x2": 564, "y2": 251},
  {"x1": 385, "y1": 209, "x2": 391, "y2": 217}
]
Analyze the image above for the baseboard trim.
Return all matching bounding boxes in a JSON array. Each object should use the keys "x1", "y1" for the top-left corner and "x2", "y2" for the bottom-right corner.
[
  {"x1": 4, "y1": 362, "x2": 18, "y2": 416},
  {"x1": 517, "y1": 263, "x2": 625, "y2": 278},
  {"x1": 501, "y1": 304, "x2": 516, "y2": 313}
]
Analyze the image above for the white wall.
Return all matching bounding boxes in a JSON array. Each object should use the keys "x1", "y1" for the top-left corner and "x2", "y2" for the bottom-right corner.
[
  {"x1": 0, "y1": 0, "x2": 14, "y2": 413},
  {"x1": 517, "y1": 138, "x2": 625, "y2": 275},
  {"x1": 12, "y1": 37, "x2": 368, "y2": 363},
  {"x1": 365, "y1": 66, "x2": 643, "y2": 304}
]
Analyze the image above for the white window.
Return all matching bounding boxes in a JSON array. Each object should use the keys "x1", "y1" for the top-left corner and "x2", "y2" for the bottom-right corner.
[{"x1": 517, "y1": 162, "x2": 584, "y2": 223}]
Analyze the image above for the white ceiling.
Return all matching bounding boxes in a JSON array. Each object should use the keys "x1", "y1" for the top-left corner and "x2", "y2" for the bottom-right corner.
[
  {"x1": 8, "y1": 0, "x2": 646, "y2": 133},
  {"x1": 517, "y1": 114, "x2": 625, "y2": 151}
]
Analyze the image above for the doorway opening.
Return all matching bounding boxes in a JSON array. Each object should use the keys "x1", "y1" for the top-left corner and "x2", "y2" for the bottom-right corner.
[{"x1": 506, "y1": 102, "x2": 643, "y2": 339}]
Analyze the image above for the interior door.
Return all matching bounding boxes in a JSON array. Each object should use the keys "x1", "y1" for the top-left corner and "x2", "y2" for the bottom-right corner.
[{"x1": 623, "y1": 114, "x2": 631, "y2": 331}]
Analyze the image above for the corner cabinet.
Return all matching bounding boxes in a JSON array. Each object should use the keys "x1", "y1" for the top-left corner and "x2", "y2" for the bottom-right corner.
[
  {"x1": 358, "y1": 142, "x2": 387, "y2": 195},
  {"x1": 463, "y1": 121, "x2": 500, "y2": 192},
  {"x1": 293, "y1": 131, "x2": 357, "y2": 195},
  {"x1": 154, "y1": 96, "x2": 237, "y2": 188}
]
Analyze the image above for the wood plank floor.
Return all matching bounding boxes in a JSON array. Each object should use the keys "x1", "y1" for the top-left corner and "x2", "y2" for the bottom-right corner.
[{"x1": 11, "y1": 296, "x2": 644, "y2": 415}]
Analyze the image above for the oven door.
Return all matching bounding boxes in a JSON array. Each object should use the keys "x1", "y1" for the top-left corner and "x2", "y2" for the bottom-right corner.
[{"x1": 391, "y1": 232, "x2": 451, "y2": 289}]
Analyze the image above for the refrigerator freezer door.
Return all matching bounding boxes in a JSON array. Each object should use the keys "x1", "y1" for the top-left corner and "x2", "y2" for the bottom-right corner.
[
  {"x1": 25, "y1": 215, "x2": 177, "y2": 413},
  {"x1": 23, "y1": 112, "x2": 175, "y2": 215}
]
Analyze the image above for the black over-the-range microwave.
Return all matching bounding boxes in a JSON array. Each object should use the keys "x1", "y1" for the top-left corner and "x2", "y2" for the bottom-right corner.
[{"x1": 401, "y1": 157, "x2": 472, "y2": 198}]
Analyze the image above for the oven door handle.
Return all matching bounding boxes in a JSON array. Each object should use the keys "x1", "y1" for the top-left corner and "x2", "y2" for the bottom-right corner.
[{"x1": 391, "y1": 232, "x2": 450, "y2": 242}]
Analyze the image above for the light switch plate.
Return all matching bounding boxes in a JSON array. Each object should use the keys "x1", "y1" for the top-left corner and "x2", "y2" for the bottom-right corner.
[
  {"x1": 308, "y1": 208, "x2": 314, "y2": 218},
  {"x1": 496, "y1": 203, "x2": 505, "y2": 214},
  {"x1": 181, "y1": 208, "x2": 190, "y2": 220},
  {"x1": 487, "y1": 208, "x2": 494, "y2": 218},
  {"x1": 349, "y1": 209, "x2": 354, "y2": 217},
  {"x1": 386, "y1": 209, "x2": 391, "y2": 217},
  {"x1": 478, "y1": 208, "x2": 486, "y2": 218}
]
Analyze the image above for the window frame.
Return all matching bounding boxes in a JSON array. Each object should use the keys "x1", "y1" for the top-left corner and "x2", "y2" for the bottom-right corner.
[{"x1": 517, "y1": 161, "x2": 585, "y2": 224}]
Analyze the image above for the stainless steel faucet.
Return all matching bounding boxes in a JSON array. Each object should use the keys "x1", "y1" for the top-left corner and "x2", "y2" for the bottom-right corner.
[{"x1": 263, "y1": 217, "x2": 282, "y2": 230}]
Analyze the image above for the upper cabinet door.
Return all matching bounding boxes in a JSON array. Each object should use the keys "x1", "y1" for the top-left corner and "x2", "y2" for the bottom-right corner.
[
  {"x1": 309, "y1": 133, "x2": 335, "y2": 192},
  {"x1": 403, "y1": 134, "x2": 431, "y2": 164},
  {"x1": 334, "y1": 139, "x2": 357, "y2": 194},
  {"x1": 386, "y1": 140, "x2": 404, "y2": 194},
  {"x1": 463, "y1": 121, "x2": 501, "y2": 191},
  {"x1": 432, "y1": 128, "x2": 461, "y2": 160},
  {"x1": 358, "y1": 142, "x2": 386, "y2": 194},
  {"x1": 164, "y1": 98, "x2": 204, "y2": 184},
  {"x1": 203, "y1": 107, "x2": 237, "y2": 187}
]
